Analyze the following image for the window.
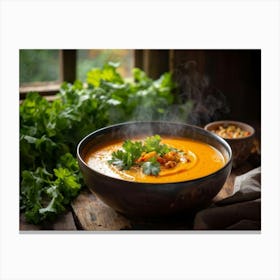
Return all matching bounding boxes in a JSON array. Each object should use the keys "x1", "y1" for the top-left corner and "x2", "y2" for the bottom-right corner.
[
  {"x1": 20, "y1": 50, "x2": 60, "y2": 84},
  {"x1": 19, "y1": 49, "x2": 134, "y2": 99},
  {"x1": 77, "y1": 49, "x2": 134, "y2": 81}
]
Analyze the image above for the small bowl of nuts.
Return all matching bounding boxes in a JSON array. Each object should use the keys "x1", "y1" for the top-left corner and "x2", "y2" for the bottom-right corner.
[{"x1": 204, "y1": 120, "x2": 255, "y2": 168}]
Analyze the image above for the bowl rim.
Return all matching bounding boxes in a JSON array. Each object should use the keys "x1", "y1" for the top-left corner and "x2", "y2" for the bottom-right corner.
[
  {"x1": 77, "y1": 121, "x2": 233, "y2": 185},
  {"x1": 204, "y1": 120, "x2": 255, "y2": 140}
]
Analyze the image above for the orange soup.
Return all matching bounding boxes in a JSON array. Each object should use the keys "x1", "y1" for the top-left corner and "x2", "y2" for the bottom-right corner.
[{"x1": 85, "y1": 136, "x2": 226, "y2": 183}]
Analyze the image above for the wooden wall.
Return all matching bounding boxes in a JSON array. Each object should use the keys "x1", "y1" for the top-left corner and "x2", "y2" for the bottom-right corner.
[
  {"x1": 135, "y1": 49, "x2": 261, "y2": 124},
  {"x1": 171, "y1": 50, "x2": 261, "y2": 122}
]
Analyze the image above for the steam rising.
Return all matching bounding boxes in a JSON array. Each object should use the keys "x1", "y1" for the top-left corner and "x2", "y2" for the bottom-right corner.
[
  {"x1": 113, "y1": 121, "x2": 188, "y2": 141},
  {"x1": 173, "y1": 60, "x2": 230, "y2": 126},
  {"x1": 106, "y1": 60, "x2": 230, "y2": 138}
]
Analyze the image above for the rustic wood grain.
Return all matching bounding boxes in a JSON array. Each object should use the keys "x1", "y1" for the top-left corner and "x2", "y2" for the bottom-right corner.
[
  {"x1": 71, "y1": 188, "x2": 196, "y2": 230},
  {"x1": 71, "y1": 189, "x2": 132, "y2": 231}
]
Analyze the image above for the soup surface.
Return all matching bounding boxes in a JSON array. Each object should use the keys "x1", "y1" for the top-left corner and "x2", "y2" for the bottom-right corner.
[{"x1": 85, "y1": 136, "x2": 226, "y2": 183}]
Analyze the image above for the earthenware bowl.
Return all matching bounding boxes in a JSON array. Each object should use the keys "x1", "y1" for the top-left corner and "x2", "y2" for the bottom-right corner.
[
  {"x1": 204, "y1": 120, "x2": 255, "y2": 168},
  {"x1": 77, "y1": 121, "x2": 232, "y2": 218}
]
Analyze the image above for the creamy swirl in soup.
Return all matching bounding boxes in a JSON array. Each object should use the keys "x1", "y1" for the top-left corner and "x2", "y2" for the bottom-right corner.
[{"x1": 85, "y1": 136, "x2": 226, "y2": 183}]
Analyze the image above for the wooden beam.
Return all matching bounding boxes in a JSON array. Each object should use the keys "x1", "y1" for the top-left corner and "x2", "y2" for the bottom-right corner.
[
  {"x1": 134, "y1": 50, "x2": 144, "y2": 70},
  {"x1": 134, "y1": 49, "x2": 170, "y2": 79},
  {"x1": 60, "y1": 50, "x2": 77, "y2": 83}
]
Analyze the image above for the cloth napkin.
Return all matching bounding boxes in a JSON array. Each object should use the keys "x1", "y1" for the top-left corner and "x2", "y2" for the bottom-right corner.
[{"x1": 193, "y1": 167, "x2": 261, "y2": 230}]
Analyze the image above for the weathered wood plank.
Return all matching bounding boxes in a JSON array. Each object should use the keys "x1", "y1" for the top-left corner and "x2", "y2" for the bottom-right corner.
[
  {"x1": 71, "y1": 189, "x2": 196, "y2": 230},
  {"x1": 71, "y1": 189, "x2": 132, "y2": 231},
  {"x1": 51, "y1": 211, "x2": 77, "y2": 231},
  {"x1": 20, "y1": 213, "x2": 41, "y2": 231}
]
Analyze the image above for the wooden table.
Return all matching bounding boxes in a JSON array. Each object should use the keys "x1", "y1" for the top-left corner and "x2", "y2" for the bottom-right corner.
[
  {"x1": 20, "y1": 152, "x2": 260, "y2": 231},
  {"x1": 20, "y1": 120, "x2": 261, "y2": 231}
]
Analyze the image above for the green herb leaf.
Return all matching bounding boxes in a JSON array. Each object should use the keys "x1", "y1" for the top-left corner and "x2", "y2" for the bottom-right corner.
[
  {"x1": 142, "y1": 160, "x2": 161, "y2": 176},
  {"x1": 109, "y1": 140, "x2": 143, "y2": 170},
  {"x1": 108, "y1": 135, "x2": 176, "y2": 175},
  {"x1": 20, "y1": 154, "x2": 81, "y2": 224},
  {"x1": 143, "y1": 134, "x2": 171, "y2": 155},
  {"x1": 20, "y1": 63, "x2": 187, "y2": 224}
]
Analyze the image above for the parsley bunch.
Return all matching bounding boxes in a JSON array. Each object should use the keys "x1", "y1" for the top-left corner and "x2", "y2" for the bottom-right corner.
[{"x1": 20, "y1": 63, "x2": 180, "y2": 224}]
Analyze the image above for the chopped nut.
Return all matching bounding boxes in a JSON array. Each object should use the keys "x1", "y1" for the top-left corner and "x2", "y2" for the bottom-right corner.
[
  {"x1": 164, "y1": 160, "x2": 177, "y2": 169},
  {"x1": 211, "y1": 124, "x2": 251, "y2": 139},
  {"x1": 163, "y1": 151, "x2": 180, "y2": 162}
]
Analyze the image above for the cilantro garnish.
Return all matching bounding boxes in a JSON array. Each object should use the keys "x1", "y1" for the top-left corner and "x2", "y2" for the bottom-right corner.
[
  {"x1": 109, "y1": 140, "x2": 143, "y2": 170},
  {"x1": 108, "y1": 135, "x2": 179, "y2": 176},
  {"x1": 143, "y1": 135, "x2": 171, "y2": 155},
  {"x1": 142, "y1": 158, "x2": 161, "y2": 176}
]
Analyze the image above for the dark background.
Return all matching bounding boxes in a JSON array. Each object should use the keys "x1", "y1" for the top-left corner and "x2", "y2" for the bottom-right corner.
[{"x1": 136, "y1": 49, "x2": 261, "y2": 124}]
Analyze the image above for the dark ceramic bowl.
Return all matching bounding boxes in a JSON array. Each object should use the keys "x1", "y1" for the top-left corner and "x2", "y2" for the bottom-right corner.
[
  {"x1": 204, "y1": 120, "x2": 255, "y2": 168},
  {"x1": 77, "y1": 121, "x2": 232, "y2": 218}
]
